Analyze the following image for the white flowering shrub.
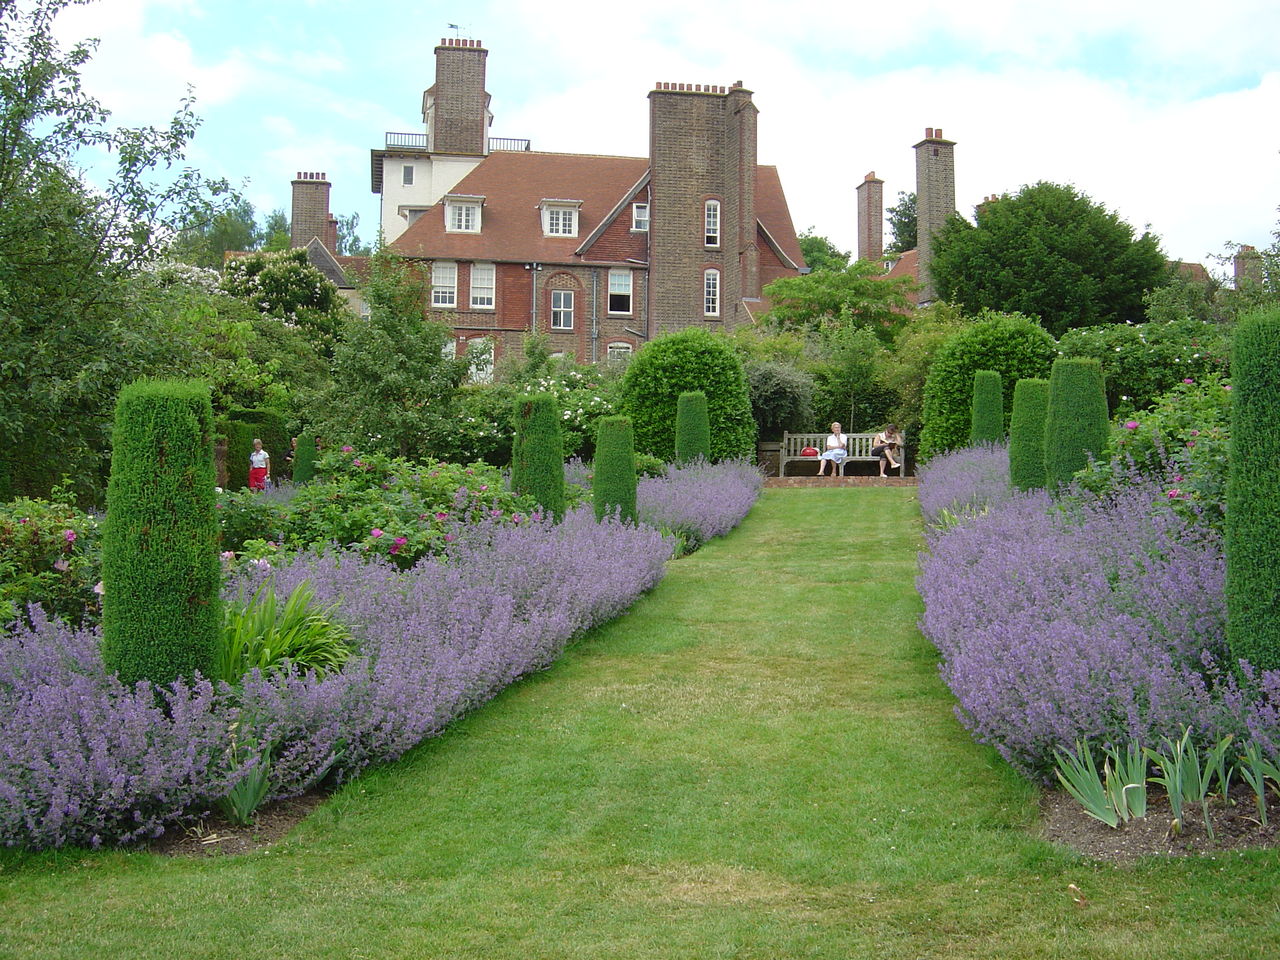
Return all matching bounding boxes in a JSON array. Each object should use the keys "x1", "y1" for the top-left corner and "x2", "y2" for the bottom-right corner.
[{"x1": 222, "y1": 249, "x2": 350, "y2": 355}]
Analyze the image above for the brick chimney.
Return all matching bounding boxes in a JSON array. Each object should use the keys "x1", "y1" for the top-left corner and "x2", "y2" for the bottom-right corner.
[
  {"x1": 913, "y1": 126, "x2": 957, "y2": 303},
  {"x1": 648, "y1": 80, "x2": 759, "y2": 331},
  {"x1": 1234, "y1": 244, "x2": 1264, "y2": 289},
  {"x1": 428, "y1": 38, "x2": 490, "y2": 155},
  {"x1": 291, "y1": 171, "x2": 334, "y2": 252},
  {"x1": 855, "y1": 171, "x2": 884, "y2": 262}
]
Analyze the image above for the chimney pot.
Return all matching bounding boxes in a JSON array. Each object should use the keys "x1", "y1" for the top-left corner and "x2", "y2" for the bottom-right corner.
[
  {"x1": 925, "y1": 127, "x2": 934, "y2": 139},
  {"x1": 935, "y1": 128, "x2": 943, "y2": 139}
]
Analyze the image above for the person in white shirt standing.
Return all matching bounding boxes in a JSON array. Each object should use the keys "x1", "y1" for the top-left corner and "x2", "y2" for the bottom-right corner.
[
  {"x1": 248, "y1": 438, "x2": 271, "y2": 491},
  {"x1": 816, "y1": 422, "x2": 848, "y2": 478}
]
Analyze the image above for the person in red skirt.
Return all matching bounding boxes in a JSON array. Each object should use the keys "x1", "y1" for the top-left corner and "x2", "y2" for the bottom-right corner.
[{"x1": 248, "y1": 438, "x2": 271, "y2": 491}]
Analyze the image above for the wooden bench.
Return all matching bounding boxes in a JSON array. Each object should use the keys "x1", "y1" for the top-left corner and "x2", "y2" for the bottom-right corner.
[{"x1": 779, "y1": 432, "x2": 906, "y2": 478}]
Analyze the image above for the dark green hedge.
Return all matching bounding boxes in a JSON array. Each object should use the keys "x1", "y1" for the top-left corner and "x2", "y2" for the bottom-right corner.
[
  {"x1": 219, "y1": 420, "x2": 256, "y2": 491},
  {"x1": 593, "y1": 416, "x2": 637, "y2": 523},
  {"x1": 620, "y1": 329, "x2": 755, "y2": 463},
  {"x1": 919, "y1": 310, "x2": 1057, "y2": 461},
  {"x1": 675, "y1": 391, "x2": 711, "y2": 463},
  {"x1": 1043, "y1": 358, "x2": 1109, "y2": 491},
  {"x1": 969, "y1": 370, "x2": 1004, "y2": 445},
  {"x1": 1008, "y1": 378, "x2": 1050, "y2": 491},
  {"x1": 511, "y1": 393, "x2": 565, "y2": 520},
  {"x1": 292, "y1": 432, "x2": 318, "y2": 484},
  {"x1": 1226, "y1": 307, "x2": 1280, "y2": 671},
  {"x1": 100, "y1": 380, "x2": 220, "y2": 687}
]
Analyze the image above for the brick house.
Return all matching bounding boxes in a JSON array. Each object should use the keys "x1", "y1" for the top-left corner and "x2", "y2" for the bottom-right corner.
[{"x1": 371, "y1": 38, "x2": 806, "y2": 364}]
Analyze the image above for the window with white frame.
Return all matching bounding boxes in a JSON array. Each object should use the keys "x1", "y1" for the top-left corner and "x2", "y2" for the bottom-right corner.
[
  {"x1": 607, "y1": 268, "x2": 632, "y2": 314},
  {"x1": 470, "y1": 262, "x2": 495, "y2": 309},
  {"x1": 704, "y1": 268, "x2": 720, "y2": 317},
  {"x1": 606, "y1": 342, "x2": 633, "y2": 363},
  {"x1": 551, "y1": 289, "x2": 574, "y2": 329},
  {"x1": 402, "y1": 164, "x2": 415, "y2": 186},
  {"x1": 704, "y1": 199, "x2": 720, "y2": 247},
  {"x1": 431, "y1": 261, "x2": 457, "y2": 308},
  {"x1": 631, "y1": 202, "x2": 649, "y2": 231},
  {"x1": 446, "y1": 201, "x2": 481, "y2": 233},
  {"x1": 543, "y1": 205, "x2": 578, "y2": 237}
]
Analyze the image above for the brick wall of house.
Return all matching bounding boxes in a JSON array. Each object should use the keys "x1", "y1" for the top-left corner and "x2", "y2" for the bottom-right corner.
[
  {"x1": 291, "y1": 172, "x2": 331, "y2": 250},
  {"x1": 855, "y1": 171, "x2": 884, "y2": 262},
  {"x1": 433, "y1": 39, "x2": 488, "y2": 156},
  {"x1": 758, "y1": 228, "x2": 793, "y2": 290},
  {"x1": 582, "y1": 188, "x2": 651, "y2": 263},
  {"x1": 913, "y1": 128, "x2": 956, "y2": 302},
  {"x1": 648, "y1": 82, "x2": 757, "y2": 335}
]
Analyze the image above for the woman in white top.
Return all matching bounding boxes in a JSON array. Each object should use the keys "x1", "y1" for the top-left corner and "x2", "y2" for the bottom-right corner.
[
  {"x1": 816, "y1": 422, "x2": 848, "y2": 478},
  {"x1": 248, "y1": 438, "x2": 271, "y2": 491}
]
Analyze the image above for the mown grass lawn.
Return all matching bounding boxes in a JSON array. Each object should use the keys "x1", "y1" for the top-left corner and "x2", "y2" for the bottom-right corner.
[{"x1": 2, "y1": 487, "x2": 1277, "y2": 959}]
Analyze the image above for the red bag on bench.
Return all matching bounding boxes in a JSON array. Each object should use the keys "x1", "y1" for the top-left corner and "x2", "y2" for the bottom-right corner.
[{"x1": 800, "y1": 446, "x2": 819, "y2": 457}]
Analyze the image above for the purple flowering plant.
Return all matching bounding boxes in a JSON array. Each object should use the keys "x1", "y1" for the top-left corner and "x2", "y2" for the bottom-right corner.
[{"x1": 917, "y1": 445, "x2": 1280, "y2": 779}]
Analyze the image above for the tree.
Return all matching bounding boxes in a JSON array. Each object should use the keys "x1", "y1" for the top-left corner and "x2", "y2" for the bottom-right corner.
[
  {"x1": 886, "y1": 191, "x2": 917, "y2": 255},
  {"x1": 797, "y1": 230, "x2": 850, "y2": 273},
  {"x1": 260, "y1": 208, "x2": 291, "y2": 252},
  {"x1": 169, "y1": 198, "x2": 261, "y2": 268},
  {"x1": 336, "y1": 212, "x2": 372, "y2": 256},
  {"x1": 763, "y1": 260, "x2": 916, "y2": 342},
  {"x1": 313, "y1": 246, "x2": 467, "y2": 457},
  {"x1": 221, "y1": 248, "x2": 352, "y2": 357},
  {"x1": 0, "y1": 0, "x2": 232, "y2": 498},
  {"x1": 930, "y1": 182, "x2": 1168, "y2": 336}
]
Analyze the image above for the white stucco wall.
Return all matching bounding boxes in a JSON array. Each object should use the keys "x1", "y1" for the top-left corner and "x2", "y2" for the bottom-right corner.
[{"x1": 378, "y1": 154, "x2": 483, "y2": 243}]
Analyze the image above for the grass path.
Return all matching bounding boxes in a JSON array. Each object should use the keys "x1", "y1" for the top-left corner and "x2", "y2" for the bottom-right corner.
[{"x1": 2, "y1": 488, "x2": 1278, "y2": 958}]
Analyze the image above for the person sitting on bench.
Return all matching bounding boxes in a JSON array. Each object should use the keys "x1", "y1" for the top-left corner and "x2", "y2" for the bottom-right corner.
[
  {"x1": 871, "y1": 424, "x2": 903, "y2": 477},
  {"x1": 816, "y1": 422, "x2": 848, "y2": 477}
]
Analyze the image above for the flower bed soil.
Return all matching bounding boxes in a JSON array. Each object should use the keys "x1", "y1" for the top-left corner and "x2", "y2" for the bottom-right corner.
[
  {"x1": 1041, "y1": 783, "x2": 1279, "y2": 865},
  {"x1": 148, "y1": 790, "x2": 328, "y2": 858}
]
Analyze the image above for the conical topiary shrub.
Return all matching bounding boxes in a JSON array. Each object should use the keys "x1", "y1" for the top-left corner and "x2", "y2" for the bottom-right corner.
[
  {"x1": 969, "y1": 370, "x2": 1004, "y2": 445},
  {"x1": 1008, "y1": 378, "x2": 1050, "y2": 491},
  {"x1": 592, "y1": 416, "x2": 637, "y2": 523},
  {"x1": 1043, "y1": 358, "x2": 1109, "y2": 491},
  {"x1": 1226, "y1": 307, "x2": 1280, "y2": 672},
  {"x1": 101, "y1": 380, "x2": 221, "y2": 687},
  {"x1": 675, "y1": 390, "x2": 711, "y2": 463},
  {"x1": 511, "y1": 392, "x2": 565, "y2": 520},
  {"x1": 293, "y1": 433, "x2": 318, "y2": 484}
]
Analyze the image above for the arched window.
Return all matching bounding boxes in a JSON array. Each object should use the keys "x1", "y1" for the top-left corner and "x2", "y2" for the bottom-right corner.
[
  {"x1": 704, "y1": 199, "x2": 720, "y2": 247},
  {"x1": 703, "y1": 269, "x2": 720, "y2": 318}
]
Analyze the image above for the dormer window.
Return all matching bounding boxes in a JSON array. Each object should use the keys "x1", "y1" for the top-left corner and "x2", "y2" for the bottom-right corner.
[
  {"x1": 444, "y1": 195, "x2": 484, "y2": 233},
  {"x1": 704, "y1": 199, "x2": 720, "y2": 247},
  {"x1": 540, "y1": 199, "x2": 582, "y2": 238}
]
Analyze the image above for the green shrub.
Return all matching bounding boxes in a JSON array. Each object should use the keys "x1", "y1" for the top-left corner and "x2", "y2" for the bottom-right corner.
[
  {"x1": 101, "y1": 380, "x2": 221, "y2": 687},
  {"x1": 969, "y1": 370, "x2": 1004, "y2": 445},
  {"x1": 1057, "y1": 318, "x2": 1230, "y2": 416},
  {"x1": 675, "y1": 391, "x2": 711, "y2": 463},
  {"x1": 226, "y1": 407, "x2": 288, "y2": 482},
  {"x1": 219, "y1": 419, "x2": 256, "y2": 491},
  {"x1": 511, "y1": 393, "x2": 566, "y2": 519},
  {"x1": 620, "y1": 328, "x2": 755, "y2": 462},
  {"x1": 634, "y1": 453, "x2": 667, "y2": 478},
  {"x1": 592, "y1": 416, "x2": 637, "y2": 522},
  {"x1": 1043, "y1": 358, "x2": 1109, "y2": 491},
  {"x1": 292, "y1": 433, "x2": 318, "y2": 484},
  {"x1": 744, "y1": 361, "x2": 814, "y2": 441},
  {"x1": 1226, "y1": 308, "x2": 1280, "y2": 671},
  {"x1": 217, "y1": 580, "x2": 352, "y2": 684},
  {"x1": 0, "y1": 489, "x2": 102, "y2": 626},
  {"x1": 919, "y1": 310, "x2": 1057, "y2": 460},
  {"x1": 1008, "y1": 378, "x2": 1050, "y2": 491}
]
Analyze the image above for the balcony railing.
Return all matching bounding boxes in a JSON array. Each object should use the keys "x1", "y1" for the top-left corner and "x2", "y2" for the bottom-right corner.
[
  {"x1": 382, "y1": 133, "x2": 532, "y2": 153},
  {"x1": 488, "y1": 137, "x2": 531, "y2": 152}
]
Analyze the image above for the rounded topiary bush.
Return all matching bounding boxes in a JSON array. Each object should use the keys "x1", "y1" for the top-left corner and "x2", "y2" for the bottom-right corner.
[
  {"x1": 511, "y1": 392, "x2": 565, "y2": 519},
  {"x1": 675, "y1": 391, "x2": 711, "y2": 463},
  {"x1": 745, "y1": 361, "x2": 814, "y2": 441},
  {"x1": 292, "y1": 432, "x2": 318, "y2": 484},
  {"x1": 919, "y1": 310, "x2": 1057, "y2": 461},
  {"x1": 101, "y1": 380, "x2": 221, "y2": 687},
  {"x1": 592, "y1": 416, "x2": 637, "y2": 523},
  {"x1": 1226, "y1": 307, "x2": 1280, "y2": 671},
  {"x1": 620, "y1": 329, "x2": 755, "y2": 463},
  {"x1": 1043, "y1": 357, "x2": 1109, "y2": 491},
  {"x1": 1008, "y1": 378, "x2": 1050, "y2": 491},
  {"x1": 969, "y1": 370, "x2": 1004, "y2": 445}
]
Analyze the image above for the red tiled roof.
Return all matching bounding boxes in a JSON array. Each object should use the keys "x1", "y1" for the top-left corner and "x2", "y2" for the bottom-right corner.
[
  {"x1": 391, "y1": 151, "x2": 806, "y2": 270},
  {"x1": 336, "y1": 255, "x2": 371, "y2": 283},
  {"x1": 391, "y1": 152, "x2": 649, "y2": 262},
  {"x1": 755, "y1": 166, "x2": 804, "y2": 269},
  {"x1": 1171, "y1": 260, "x2": 1210, "y2": 283}
]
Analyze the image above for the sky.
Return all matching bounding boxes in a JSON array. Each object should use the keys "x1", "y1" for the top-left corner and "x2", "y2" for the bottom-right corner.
[{"x1": 53, "y1": 0, "x2": 1280, "y2": 271}]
